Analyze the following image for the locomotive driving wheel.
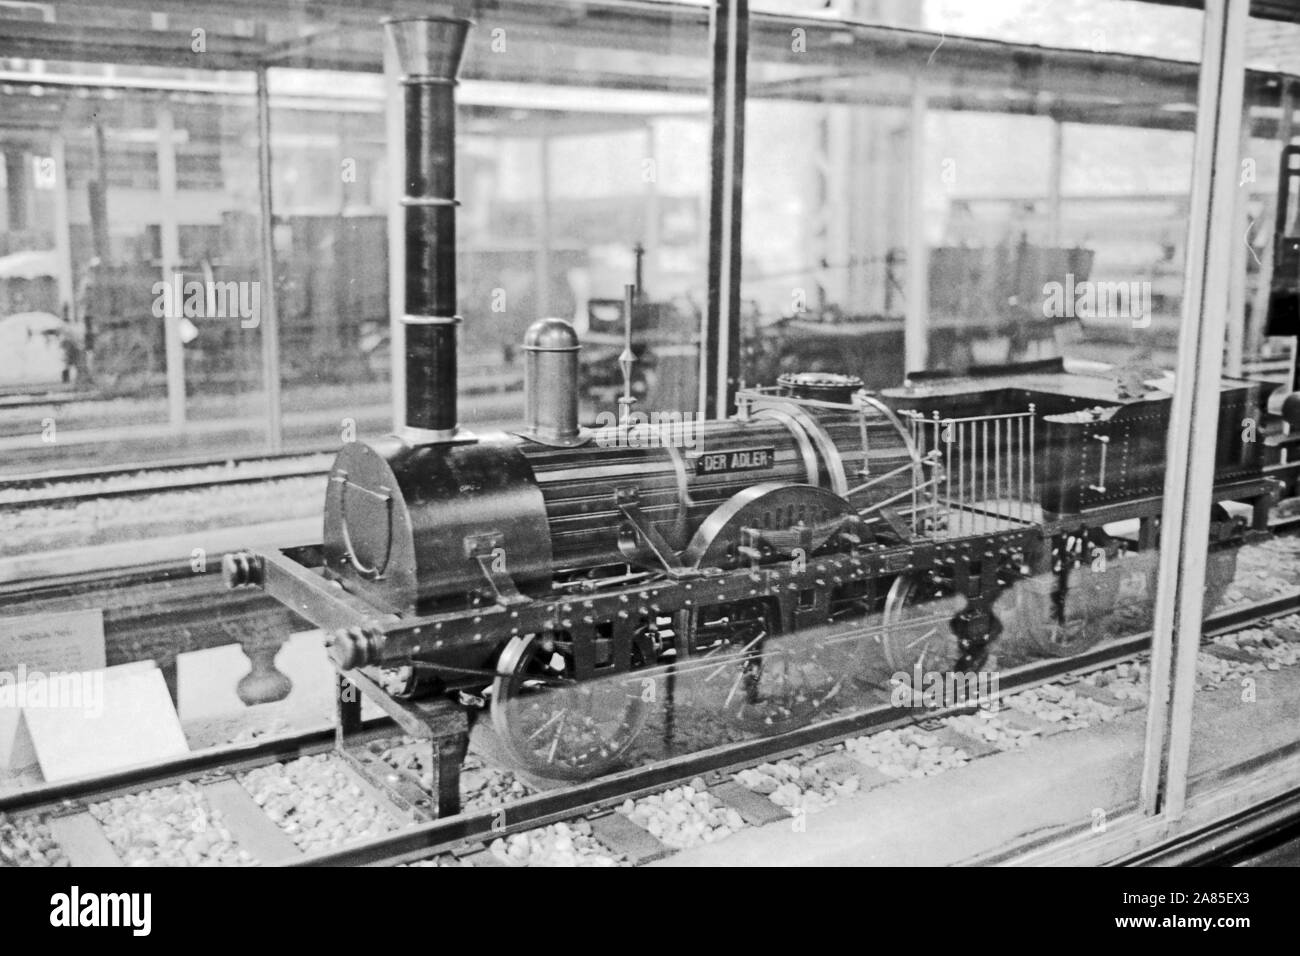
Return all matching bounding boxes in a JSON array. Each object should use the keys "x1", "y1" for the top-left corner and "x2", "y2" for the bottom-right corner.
[
  {"x1": 1015, "y1": 530, "x2": 1122, "y2": 658},
  {"x1": 701, "y1": 601, "x2": 846, "y2": 733},
  {"x1": 491, "y1": 633, "x2": 648, "y2": 781},
  {"x1": 880, "y1": 571, "x2": 963, "y2": 674}
]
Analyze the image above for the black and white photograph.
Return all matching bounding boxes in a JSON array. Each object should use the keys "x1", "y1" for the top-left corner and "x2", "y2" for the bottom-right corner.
[{"x1": 0, "y1": 0, "x2": 1297, "y2": 903}]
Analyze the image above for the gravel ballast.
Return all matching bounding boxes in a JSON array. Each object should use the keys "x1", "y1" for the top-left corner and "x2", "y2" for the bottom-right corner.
[
  {"x1": 89, "y1": 782, "x2": 253, "y2": 866},
  {"x1": 240, "y1": 754, "x2": 396, "y2": 854}
]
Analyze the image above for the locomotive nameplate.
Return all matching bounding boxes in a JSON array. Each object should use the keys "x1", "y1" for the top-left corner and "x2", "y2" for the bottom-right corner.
[{"x1": 692, "y1": 447, "x2": 776, "y2": 475}]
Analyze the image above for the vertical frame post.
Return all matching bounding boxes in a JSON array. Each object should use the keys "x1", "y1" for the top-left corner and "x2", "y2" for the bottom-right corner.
[
  {"x1": 156, "y1": 103, "x2": 187, "y2": 430},
  {"x1": 1047, "y1": 117, "x2": 1064, "y2": 248},
  {"x1": 50, "y1": 135, "x2": 74, "y2": 323},
  {"x1": 256, "y1": 66, "x2": 283, "y2": 452},
  {"x1": 904, "y1": 75, "x2": 929, "y2": 376},
  {"x1": 384, "y1": 34, "x2": 407, "y2": 431},
  {"x1": 1252, "y1": 79, "x2": 1295, "y2": 389},
  {"x1": 1226, "y1": 93, "x2": 1254, "y2": 378},
  {"x1": 1139, "y1": 0, "x2": 1249, "y2": 820},
  {"x1": 701, "y1": 0, "x2": 748, "y2": 419}
]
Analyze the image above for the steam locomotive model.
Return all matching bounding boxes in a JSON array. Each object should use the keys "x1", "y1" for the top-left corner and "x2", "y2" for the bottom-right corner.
[{"x1": 223, "y1": 16, "x2": 1280, "y2": 797}]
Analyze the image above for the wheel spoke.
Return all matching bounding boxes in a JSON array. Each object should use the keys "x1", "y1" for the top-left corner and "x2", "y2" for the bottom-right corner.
[
  {"x1": 882, "y1": 575, "x2": 959, "y2": 673},
  {"x1": 903, "y1": 626, "x2": 939, "y2": 651},
  {"x1": 545, "y1": 711, "x2": 567, "y2": 764},
  {"x1": 492, "y1": 634, "x2": 648, "y2": 781},
  {"x1": 525, "y1": 708, "x2": 566, "y2": 743}
]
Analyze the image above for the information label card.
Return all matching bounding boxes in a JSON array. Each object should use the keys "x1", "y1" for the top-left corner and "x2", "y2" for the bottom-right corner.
[
  {"x1": 0, "y1": 608, "x2": 107, "y2": 673},
  {"x1": 0, "y1": 608, "x2": 108, "y2": 770}
]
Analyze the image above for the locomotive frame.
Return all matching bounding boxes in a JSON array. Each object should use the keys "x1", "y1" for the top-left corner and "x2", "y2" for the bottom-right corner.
[{"x1": 225, "y1": 359, "x2": 1278, "y2": 811}]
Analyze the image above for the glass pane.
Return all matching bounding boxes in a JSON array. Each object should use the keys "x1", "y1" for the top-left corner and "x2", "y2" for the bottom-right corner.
[
  {"x1": 0, "y1": 66, "x2": 262, "y2": 473},
  {"x1": 730, "y1": 0, "x2": 1223, "y2": 864},
  {"x1": 267, "y1": 68, "x2": 392, "y2": 449},
  {"x1": 1186, "y1": 51, "x2": 1300, "y2": 803}
]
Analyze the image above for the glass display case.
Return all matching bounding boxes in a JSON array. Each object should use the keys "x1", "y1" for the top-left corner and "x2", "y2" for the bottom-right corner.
[{"x1": 0, "y1": 0, "x2": 1298, "y2": 873}]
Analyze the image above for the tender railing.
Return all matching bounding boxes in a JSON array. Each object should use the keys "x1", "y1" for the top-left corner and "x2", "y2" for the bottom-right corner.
[{"x1": 901, "y1": 407, "x2": 1038, "y2": 537}]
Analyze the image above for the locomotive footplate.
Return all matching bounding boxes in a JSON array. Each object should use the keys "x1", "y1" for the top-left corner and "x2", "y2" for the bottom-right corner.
[
  {"x1": 1038, "y1": 475, "x2": 1278, "y2": 536},
  {"x1": 336, "y1": 667, "x2": 468, "y2": 820}
]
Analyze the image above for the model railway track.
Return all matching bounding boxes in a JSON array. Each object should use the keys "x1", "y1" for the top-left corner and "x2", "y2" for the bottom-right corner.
[
  {"x1": 2, "y1": 592, "x2": 1296, "y2": 868},
  {"x1": 0, "y1": 721, "x2": 396, "y2": 867},
  {"x1": 291, "y1": 594, "x2": 1300, "y2": 867},
  {"x1": 0, "y1": 724, "x2": 355, "y2": 815},
  {"x1": 0, "y1": 449, "x2": 333, "y2": 511},
  {"x1": 0, "y1": 388, "x2": 97, "y2": 410}
]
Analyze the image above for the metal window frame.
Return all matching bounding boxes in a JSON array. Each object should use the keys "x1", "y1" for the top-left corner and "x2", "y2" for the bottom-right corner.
[{"x1": 1140, "y1": 0, "x2": 1252, "y2": 823}]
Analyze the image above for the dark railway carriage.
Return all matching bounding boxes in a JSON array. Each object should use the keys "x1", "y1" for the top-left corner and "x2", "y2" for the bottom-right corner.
[{"x1": 879, "y1": 361, "x2": 1274, "y2": 658}]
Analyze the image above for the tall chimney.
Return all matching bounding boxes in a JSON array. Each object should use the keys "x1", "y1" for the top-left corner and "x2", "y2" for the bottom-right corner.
[{"x1": 385, "y1": 15, "x2": 472, "y2": 441}]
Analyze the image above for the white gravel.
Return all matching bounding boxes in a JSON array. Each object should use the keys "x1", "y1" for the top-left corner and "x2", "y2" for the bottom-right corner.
[
  {"x1": 1219, "y1": 620, "x2": 1300, "y2": 669},
  {"x1": 619, "y1": 785, "x2": 745, "y2": 849},
  {"x1": 0, "y1": 812, "x2": 68, "y2": 866},
  {"x1": 488, "y1": 820, "x2": 623, "y2": 867},
  {"x1": 842, "y1": 727, "x2": 970, "y2": 779},
  {"x1": 1224, "y1": 537, "x2": 1300, "y2": 605},
  {"x1": 374, "y1": 738, "x2": 533, "y2": 814},
  {"x1": 1085, "y1": 661, "x2": 1150, "y2": 703},
  {"x1": 735, "y1": 755, "x2": 862, "y2": 813},
  {"x1": 405, "y1": 854, "x2": 463, "y2": 867},
  {"x1": 240, "y1": 754, "x2": 396, "y2": 854},
  {"x1": 1195, "y1": 650, "x2": 1266, "y2": 689},
  {"x1": 89, "y1": 781, "x2": 254, "y2": 866},
  {"x1": 1004, "y1": 685, "x2": 1122, "y2": 729},
  {"x1": 943, "y1": 712, "x2": 1038, "y2": 749}
]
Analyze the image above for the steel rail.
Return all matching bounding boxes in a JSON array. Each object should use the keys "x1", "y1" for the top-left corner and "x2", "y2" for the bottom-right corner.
[
  {"x1": 0, "y1": 449, "x2": 332, "y2": 493},
  {"x1": 0, "y1": 455, "x2": 333, "y2": 512},
  {"x1": 0, "y1": 718, "x2": 394, "y2": 816}
]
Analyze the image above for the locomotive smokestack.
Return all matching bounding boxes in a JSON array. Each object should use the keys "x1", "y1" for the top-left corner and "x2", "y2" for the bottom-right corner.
[{"x1": 386, "y1": 15, "x2": 472, "y2": 440}]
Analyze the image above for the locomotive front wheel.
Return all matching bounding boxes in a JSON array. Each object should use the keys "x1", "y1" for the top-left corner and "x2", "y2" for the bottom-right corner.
[
  {"x1": 880, "y1": 572, "x2": 963, "y2": 675},
  {"x1": 490, "y1": 633, "x2": 648, "y2": 782}
]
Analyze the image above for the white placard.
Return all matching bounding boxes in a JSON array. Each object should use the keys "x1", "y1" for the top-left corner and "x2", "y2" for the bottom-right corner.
[
  {"x1": 0, "y1": 608, "x2": 106, "y2": 673},
  {"x1": 1, "y1": 660, "x2": 158, "y2": 772},
  {"x1": 22, "y1": 663, "x2": 189, "y2": 782},
  {"x1": 0, "y1": 608, "x2": 108, "y2": 771}
]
